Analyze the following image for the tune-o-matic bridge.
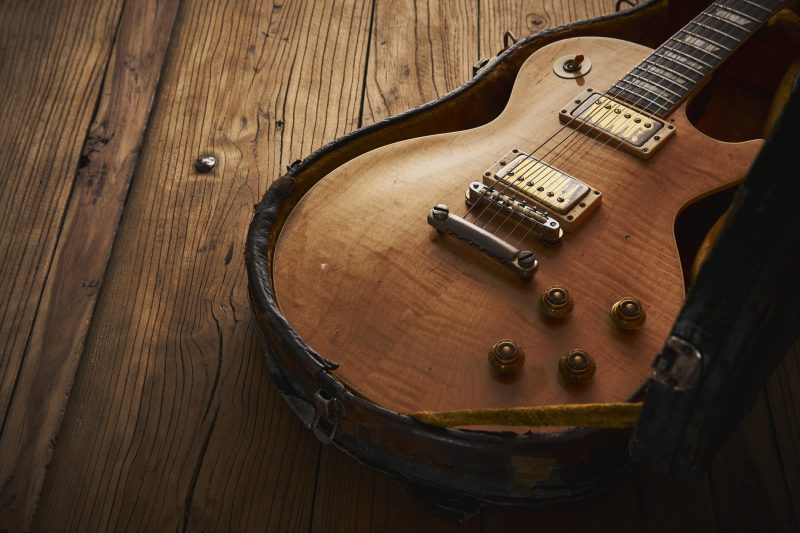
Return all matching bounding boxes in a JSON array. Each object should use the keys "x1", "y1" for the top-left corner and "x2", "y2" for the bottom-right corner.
[
  {"x1": 560, "y1": 90, "x2": 676, "y2": 159},
  {"x1": 483, "y1": 150, "x2": 602, "y2": 231},
  {"x1": 465, "y1": 182, "x2": 563, "y2": 245}
]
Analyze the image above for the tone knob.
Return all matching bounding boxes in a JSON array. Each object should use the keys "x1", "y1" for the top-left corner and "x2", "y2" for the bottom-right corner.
[
  {"x1": 559, "y1": 349, "x2": 596, "y2": 386},
  {"x1": 488, "y1": 340, "x2": 525, "y2": 379},
  {"x1": 539, "y1": 285, "x2": 574, "y2": 318},
  {"x1": 610, "y1": 297, "x2": 646, "y2": 330}
]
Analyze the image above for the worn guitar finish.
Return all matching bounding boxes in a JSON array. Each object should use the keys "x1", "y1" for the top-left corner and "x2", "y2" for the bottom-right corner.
[{"x1": 273, "y1": 35, "x2": 762, "y2": 420}]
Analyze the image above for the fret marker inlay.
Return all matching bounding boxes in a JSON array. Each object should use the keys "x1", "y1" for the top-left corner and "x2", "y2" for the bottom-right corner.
[{"x1": 714, "y1": 8, "x2": 752, "y2": 27}]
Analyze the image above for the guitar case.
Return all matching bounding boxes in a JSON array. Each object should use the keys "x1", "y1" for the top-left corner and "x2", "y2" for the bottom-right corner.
[{"x1": 246, "y1": 0, "x2": 800, "y2": 517}]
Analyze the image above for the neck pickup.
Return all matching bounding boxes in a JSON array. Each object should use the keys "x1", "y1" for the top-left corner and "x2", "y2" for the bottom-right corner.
[{"x1": 560, "y1": 91, "x2": 676, "y2": 159}]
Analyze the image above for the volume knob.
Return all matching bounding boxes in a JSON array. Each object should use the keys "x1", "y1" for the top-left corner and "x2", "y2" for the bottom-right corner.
[
  {"x1": 610, "y1": 297, "x2": 646, "y2": 330},
  {"x1": 539, "y1": 285, "x2": 574, "y2": 318},
  {"x1": 488, "y1": 340, "x2": 525, "y2": 379},
  {"x1": 559, "y1": 349, "x2": 596, "y2": 386}
]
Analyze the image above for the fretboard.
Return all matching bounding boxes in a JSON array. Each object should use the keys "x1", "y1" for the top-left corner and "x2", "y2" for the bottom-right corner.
[{"x1": 608, "y1": 0, "x2": 784, "y2": 117}]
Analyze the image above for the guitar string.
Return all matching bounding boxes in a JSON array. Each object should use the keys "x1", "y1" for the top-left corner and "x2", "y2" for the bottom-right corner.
[
  {"x1": 493, "y1": 0, "x2": 771, "y2": 236},
  {"x1": 459, "y1": 0, "x2": 773, "y2": 236},
  {"x1": 498, "y1": 0, "x2": 775, "y2": 210},
  {"x1": 469, "y1": 42, "x2": 694, "y2": 231},
  {"x1": 462, "y1": 68, "x2": 670, "y2": 227},
  {"x1": 492, "y1": 0, "x2": 770, "y2": 205},
  {"x1": 501, "y1": 0, "x2": 776, "y2": 245},
  {"x1": 465, "y1": 0, "x2": 772, "y2": 242},
  {"x1": 461, "y1": 0, "x2": 739, "y2": 227}
]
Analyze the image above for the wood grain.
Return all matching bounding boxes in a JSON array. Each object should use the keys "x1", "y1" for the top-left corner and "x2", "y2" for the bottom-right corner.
[
  {"x1": 0, "y1": 1, "x2": 180, "y2": 529},
  {"x1": 0, "y1": 0, "x2": 794, "y2": 530},
  {"x1": 310, "y1": 446, "x2": 482, "y2": 532},
  {"x1": 363, "y1": 0, "x2": 479, "y2": 125},
  {"x1": 482, "y1": 470, "x2": 644, "y2": 532},
  {"x1": 639, "y1": 470, "x2": 718, "y2": 533},
  {"x1": 274, "y1": 35, "x2": 762, "y2": 417},
  {"x1": 0, "y1": 1, "x2": 126, "y2": 528},
  {"x1": 479, "y1": 0, "x2": 620, "y2": 58},
  {"x1": 308, "y1": 2, "x2": 486, "y2": 528},
  {"x1": 766, "y1": 340, "x2": 800, "y2": 525},
  {"x1": 33, "y1": 1, "x2": 372, "y2": 531},
  {"x1": 0, "y1": 0, "x2": 123, "y2": 440},
  {"x1": 708, "y1": 393, "x2": 798, "y2": 531}
]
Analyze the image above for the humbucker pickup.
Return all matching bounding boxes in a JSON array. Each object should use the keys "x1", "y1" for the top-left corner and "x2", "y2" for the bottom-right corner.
[
  {"x1": 560, "y1": 90, "x2": 676, "y2": 159},
  {"x1": 483, "y1": 150, "x2": 602, "y2": 232}
]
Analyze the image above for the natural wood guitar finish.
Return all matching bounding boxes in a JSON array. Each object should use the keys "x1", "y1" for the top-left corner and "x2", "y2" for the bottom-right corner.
[{"x1": 274, "y1": 36, "x2": 762, "y2": 419}]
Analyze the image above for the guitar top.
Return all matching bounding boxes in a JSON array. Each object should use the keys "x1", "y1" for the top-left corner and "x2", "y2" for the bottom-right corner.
[{"x1": 271, "y1": 0, "x2": 780, "y2": 429}]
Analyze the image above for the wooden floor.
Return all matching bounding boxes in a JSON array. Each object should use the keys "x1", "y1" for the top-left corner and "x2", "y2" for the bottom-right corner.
[{"x1": 0, "y1": 0, "x2": 797, "y2": 531}]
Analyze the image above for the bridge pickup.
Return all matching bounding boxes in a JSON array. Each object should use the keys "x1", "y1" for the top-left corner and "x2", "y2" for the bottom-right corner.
[
  {"x1": 483, "y1": 150, "x2": 602, "y2": 232},
  {"x1": 427, "y1": 204, "x2": 538, "y2": 280},
  {"x1": 465, "y1": 182, "x2": 563, "y2": 245},
  {"x1": 559, "y1": 91, "x2": 675, "y2": 159}
]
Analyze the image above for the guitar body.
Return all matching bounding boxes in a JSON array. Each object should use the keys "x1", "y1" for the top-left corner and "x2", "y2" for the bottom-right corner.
[
  {"x1": 246, "y1": 0, "x2": 793, "y2": 511},
  {"x1": 273, "y1": 36, "x2": 761, "y2": 419}
]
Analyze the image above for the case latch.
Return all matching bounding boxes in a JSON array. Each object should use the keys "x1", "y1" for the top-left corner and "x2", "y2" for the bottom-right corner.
[
  {"x1": 312, "y1": 389, "x2": 345, "y2": 444},
  {"x1": 653, "y1": 335, "x2": 703, "y2": 391}
]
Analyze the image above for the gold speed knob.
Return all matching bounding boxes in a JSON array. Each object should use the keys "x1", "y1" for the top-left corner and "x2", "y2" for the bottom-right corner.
[
  {"x1": 539, "y1": 286, "x2": 574, "y2": 318},
  {"x1": 558, "y1": 349, "x2": 596, "y2": 386},
  {"x1": 610, "y1": 297, "x2": 646, "y2": 330},
  {"x1": 488, "y1": 340, "x2": 525, "y2": 378}
]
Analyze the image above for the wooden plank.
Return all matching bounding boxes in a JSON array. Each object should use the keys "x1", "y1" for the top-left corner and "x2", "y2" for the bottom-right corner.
[
  {"x1": 708, "y1": 393, "x2": 797, "y2": 532},
  {"x1": 310, "y1": 446, "x2": 481, "y2": 532},
  {"x1": 482, "y1": 471, "x2": 644, "y2": 532},
  {"x1": 0, "y1": 0, "x2": 126, "y2": 528},
  {"x1": 32, "y1": 0, "x2": 372, "y2": 531},
  {"x1": 479, "y1": 0, "x2": 619, "y2": 58},
  {"x1": 765, "y1": 340, "x2": 800, "y2": 527},
  {"x1": 0, "y1": 0, "x2": 124, "y2": 444},
  {"x1": 0, "y1": 1, "x2": 180, "y2": 529},
  {"x1": 362, "y1": 0, "x2": 479, "y2": 125},
  {"x1": 639, "y1": 471, "x2": 718, "y2": 533},
  {"x1": 308, "y1": 0, "x2": 484, "y2": 528}
]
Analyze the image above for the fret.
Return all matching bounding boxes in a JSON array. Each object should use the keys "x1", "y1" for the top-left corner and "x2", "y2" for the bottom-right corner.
[
  {"x1": 741, "y1": 0, "x2": 774, "y2": 13},
  {"x1": 715, "y1": 2, "x2": 762, "y2": 23},
  {"x1": 674, "y1": 33, "x2": 725, "y2": 60},
  {"x1": 683, "y1": 28, "x2": 733, "y2": 52},
  {"x1": 616, "y1": 78, "x2": 678, "y2": 103},
  {"x1": 613, "y1": 80, "x2": 675, "y2": 110},
  {"x1": 662, "y1": 42, "x2": 715, "y2": 70},
  {"x1": 641, "y1": 58, "x2": 699, "y2": 84},
  {"x1": 609, "y1": 87, "x2": 670, "y2": 116},
  {"x1": 700, "y1": 12, "x2": 749, "y2": 33},
  {"x1": 608, "y1": 0, "x2": 782, "y2": 118},
  {"x1": 628, "y1": 70, "x2": 685, "y2": 98},
  {"x1": 650, "y1": 51, "x2": 706, "y2": 78},
  {"x1": 689, "y1": 20, "x2": 741, "y2": 44}
]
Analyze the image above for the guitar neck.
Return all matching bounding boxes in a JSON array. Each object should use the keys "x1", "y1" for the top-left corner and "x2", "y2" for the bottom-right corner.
[{"x1": 608, "y1": 0, "x2": 784, "y2": 117}]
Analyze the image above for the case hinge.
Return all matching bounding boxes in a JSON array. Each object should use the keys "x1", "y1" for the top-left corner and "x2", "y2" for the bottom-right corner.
[
  {"x1": 653, "y1": 335, "x2": 703, "y2": 391},
  {"x1": 312, "y1": 389, "x2": 345, "y2": 444}
]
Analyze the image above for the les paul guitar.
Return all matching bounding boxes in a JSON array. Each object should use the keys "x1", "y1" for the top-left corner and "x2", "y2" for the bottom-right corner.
[{"x1": 249, "y1": 0, "x2": 788, "y2": 507}]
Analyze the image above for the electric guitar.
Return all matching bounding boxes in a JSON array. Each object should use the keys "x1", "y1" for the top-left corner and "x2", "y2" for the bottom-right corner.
[{"x1": 268, "y1": 0, "x2": 783, "y2": 428}]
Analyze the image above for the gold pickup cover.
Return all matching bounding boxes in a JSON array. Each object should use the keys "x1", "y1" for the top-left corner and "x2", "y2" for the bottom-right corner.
[
  {"x1": 483, "y1": 151, "x2": 602, "y2": 232},
  {"x1": 560, "y1": 91, "x2": 676, "y2": 159}
]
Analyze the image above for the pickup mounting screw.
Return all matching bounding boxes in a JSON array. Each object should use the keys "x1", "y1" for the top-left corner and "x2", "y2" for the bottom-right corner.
[
  {"x1": 539, "y1": 285, "x2": 574, "y2": 318},
  {"x1": 610, "y1": 297, "x2": 646, "y2": 330},
  {"x1": 489, "y1": 340, "x2": 525, "y2": 379},
  {"x1": 559, "y1": 349, "x2": 596, "y2": 386}
]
